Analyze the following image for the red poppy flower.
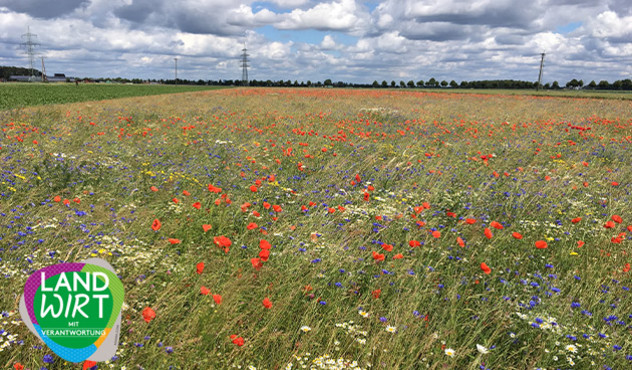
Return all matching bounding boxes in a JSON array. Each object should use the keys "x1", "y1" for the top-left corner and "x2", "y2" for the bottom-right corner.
[
  {"x1": 372, "y1": 251, "x2": 385, "y2": 262},
  {"x1": 182, "y1": 190, "x2": 190, "y2": 196},
  {"x1": 251, "y1": 258, "x2": 263, "y2": 271},
  {"x1": 200, "y1": 286, "x2": 210, "y2": 295},
  {"x1": 490, "y1": 221, "x2": 503, "y2": 230},
  {"x1": 457, "y1": 237, "x2": 465, "y2": 247},
  {"x1": 214, "y1": 236, "x2": 231, "y2": 253},
  {"x1": 168, "y1": 238, "x2": 181, "y2": 245},
  {"x1": 484, "y1": 228, "x2": 493, "y2": 239},
  {"x1": 250, "y1": 185, "x2": 258, "y2": 192},
  {"x1": 259, "y1": 249, "x2": 270, "y2": 261},
  {"x1": 577, "y1": 240, "x2": 585, "y2": 248},
  {"x1": 263, "y1": 202, "x2": 271, "y2": 209},
  {"x1": 213, "y1": 294, "x2": 222, "y2": 305},
  {"x1": 382, "y1": 243, "x2": 393, "y2": 252},
  {"x1": 231, "y1": 335, "x2": 244, "y2": 346},
  {"x1": 604, "y1": 221, "x2": 615, "y2": 229},
  {"x1": 247, "y1": 222, "x2": 258, "y2": 230},
  {"x1": 150, "y1": 186, "x2": 159, "y2": 192},
  {"x1": 259, "y1": 239, "x2": 271, "y2": 250},
  {"x1": 535, "y1": 240, "x2": 548, "y2": 249},
  {"x1": 208, "y1": 184, "x2": 222, "y2": 193},
  {"x1": 612, "y1": 215, "x2": 623, "y2": 224},
  {"x1": 196, "y1": 262, "x2": 204, "y2": 274},
  {"x1": 409, "y1": 240, "x2": 421, "y2": 247},
  {"x1": 372, "y1": 289, "x2": 381, "y2": 299},
  {"x1": 262, "y1": 297, "x2": 273, "y2": 309},
  {"x1": 142, "y1": 307, "x2": 156, "y2": 323},
  {"x1": 431, "y1": 230, "x2": 441, "y2": 238},
  {"x1": 192, "y1": 202, "x2": 201, "y2": 210},
  {"x1": 393, "y1": 253, "x2": 403, "y2": 259},
  {"x1": 465, "y1": 218, "x2": 476, "y2": 224},
  {"x1": 151, "y1": 219, "x2": 161, "y2": 231},
  {"x1": 480, "y1": 262, "x2": 491, "y2": 274},
  {"x1": 202, "y1": 224, "x2": 212, "y2": 232},
  {"x1": 571, "y1": 217, "x2": 582, "y2": 224},
  {"x1": 14, "y1": 364, "x2": 24, "y2": 370},
  {"x1": 273, "y1": 205, "x2": 282, "y2": 212},
  {"x1": 83, "y1": 361, "x2": 97, "y2": 370},
  {"x1": 512, "y1": 232, "x2": 523, "y2": 239},
  {"x1": 53, "y1": 195, "x2": 61, "y2": 202},
  {"x1": 624, "y1": 263, "x2": 630, "y2": 273}
]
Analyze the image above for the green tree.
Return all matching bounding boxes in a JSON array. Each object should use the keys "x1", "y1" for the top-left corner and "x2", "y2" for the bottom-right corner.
[
  {"x1": 587, "y1": 80, "x2": 597, "y2": 89},
  {"x1": 391, "y1": 80, "x2": 396, "y2": 87},
  {"x1": 399, "y1": 80, "x2": 406, "y2": 88},
  {"x1": 407, "y1": 80, "x2": 415, "y2": 88},
  {"x1": 381, "y1": 80, "x2": 388, "y2": 88},
  {"x1": 440, "y1": 80, "x2": 448, "y2": 87},
  {"x1": 372, "y1": 80, "x2": 379, "y2": 88},
  {"x1": 552, "y1": 81, "x2": 560, "y2": 89},
  {"x1": 449, "y1": 80, "x2": 458, "y2": 88},
  {"x1": 324, "y1": 79, "x2": 332, "y2": 86},
  {"x1": 416, "y1": 80, "x2": 424, "y2": 87}
]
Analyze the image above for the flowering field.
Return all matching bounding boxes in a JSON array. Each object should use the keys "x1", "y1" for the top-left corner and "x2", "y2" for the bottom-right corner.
[{"x1": 1, "y1": 87, "x2": 632, "y2": 369}]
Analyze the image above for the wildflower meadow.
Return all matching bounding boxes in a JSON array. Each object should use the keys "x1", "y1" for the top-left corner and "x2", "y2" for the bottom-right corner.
[{"x1": 1, "y1": 87, "x2": 632, "y2": 369}]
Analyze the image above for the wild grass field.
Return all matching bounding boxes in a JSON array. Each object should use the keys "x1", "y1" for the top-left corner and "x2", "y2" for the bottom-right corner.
[
  {"x1": 0, "y1": 84, "x2": 224, "y2": 111},
  {"x1": 1, "y1": 87, "x2": 632, "y2": 369}
]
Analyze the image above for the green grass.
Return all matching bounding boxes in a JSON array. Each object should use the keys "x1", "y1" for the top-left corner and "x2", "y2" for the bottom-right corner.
[
  {"x1": 0, "y1": 83, "x2": 227, "y2": 110},
  {"x1": 1, "y1": 87, "x2": 632, "y2": 369}
]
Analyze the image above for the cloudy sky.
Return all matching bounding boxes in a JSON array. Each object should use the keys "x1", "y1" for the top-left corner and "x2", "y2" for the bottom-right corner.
[{"x1": 1, "y1": 0, "x2": 631, "y2": 84}]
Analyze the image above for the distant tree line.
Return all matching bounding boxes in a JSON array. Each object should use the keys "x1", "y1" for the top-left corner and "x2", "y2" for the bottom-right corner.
[
  {"x1": 3, "y1": 65, "x2": 632, "y2": 90},
  {"x1": 0, "y1": 66, "x2": 42, "y2": 80}
]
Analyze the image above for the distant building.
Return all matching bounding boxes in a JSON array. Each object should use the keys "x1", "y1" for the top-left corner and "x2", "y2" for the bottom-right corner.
[
  {"x1": 9, "y1": 75, "x2": 36, "y2": 82},
  {"x1": 9, "y1": 73, "x2": 71, "y2": 82},
  {"x1": 47, "y1": 73, "x2": 67, "y2": 82}
]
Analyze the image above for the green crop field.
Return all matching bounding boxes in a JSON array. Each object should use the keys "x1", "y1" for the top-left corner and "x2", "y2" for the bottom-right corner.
[
  {"x1": 1, "y1": 88, "x2": 632, "y2": 369},
  {"x1": 0, "y1": 83, "x2": 226, "y2": 111}
]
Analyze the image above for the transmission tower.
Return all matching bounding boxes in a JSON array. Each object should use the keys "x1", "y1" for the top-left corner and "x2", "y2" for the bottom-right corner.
[
  {"x1": 536, "y1": 52, "x2": 545, "y2": 91},
  {"x1": 241, "y1": 43, "x2": 249, "y2": 86},
  {"x1": 21, "y1": 26, "x2": 40, "y2": 80},
  {"x1": 174, "y1": 57, "x2": 178, "y2": 85},
  {"x1": 41, "y1": 57, "x2": 47, "y2": 82}
]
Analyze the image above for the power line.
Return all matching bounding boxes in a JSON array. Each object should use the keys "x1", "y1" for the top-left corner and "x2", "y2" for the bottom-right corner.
[
  {"x1": 174, "y1": 57, "x2": 178, "y2": 85},
  {"x1": 536, "y1": 52, "x2": 545, "y2": 91},
  {"x1": 41, "y1": 57, "x2": 47, "y2": 82},
  {"x1": 241, "y1": 43, "x2": 249, "y2": 86},
  {"x1": 21, "y1": 26, "x2": 40, "y2": 80}
]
